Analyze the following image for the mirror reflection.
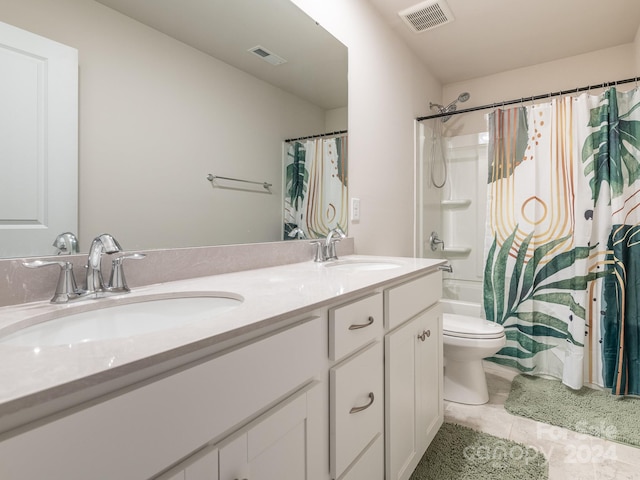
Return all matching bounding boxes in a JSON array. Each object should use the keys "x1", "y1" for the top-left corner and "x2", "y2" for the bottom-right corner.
[
  {"x1": 283, "y1": 133, "x2": 348, "y2": 240},
  {"x1": 0, "y1": 0, "x2": 347, "y2": 258}
]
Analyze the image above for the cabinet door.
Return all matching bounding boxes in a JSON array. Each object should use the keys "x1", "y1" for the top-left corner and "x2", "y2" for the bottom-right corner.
[
  {"x1": 340, "y1": 434, "x2": 384, "y2": 480},
  {"x1": 416, "y1": 305, "x2": 443, "y2": 450},
  {"x1": 219, "y1": 386, "x2": 315, "y2": 480},
  {"x1": 385, "y1": 304, "x2": 443, "y2": 480},
  {"x1": 185, "y1": 448, "x2": 218, "y2": 480}
]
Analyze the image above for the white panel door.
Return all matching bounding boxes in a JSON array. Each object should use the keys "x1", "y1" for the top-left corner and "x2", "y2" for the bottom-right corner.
[
  {"x1": 385, "y1": 303, "x2": 444, "y2": 480},
  {"x1": 219, "y1": 388, "x2": 313, "y2": 480},
  {"x1": 0, "y1": 21, "x2": 77, "y2": 257}
]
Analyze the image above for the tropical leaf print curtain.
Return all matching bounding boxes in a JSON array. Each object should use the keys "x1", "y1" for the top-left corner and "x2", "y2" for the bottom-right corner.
[
  {"x1": 484, "y1": 88, "x2": 640, "y2": 395},
  {"x1": 284, "y1": 135, "x2": 348, "y2": 239}
]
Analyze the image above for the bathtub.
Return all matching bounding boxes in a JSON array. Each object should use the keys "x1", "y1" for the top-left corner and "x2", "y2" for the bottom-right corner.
[
  {"x1": 440, "y1": 297, "x2": 482, "y2": 317},
  {"x1": 441, "y1": 279, "x2": 483, "y2": 317}
]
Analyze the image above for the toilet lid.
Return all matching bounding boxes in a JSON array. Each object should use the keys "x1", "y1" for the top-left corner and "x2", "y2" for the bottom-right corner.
[{"x1": 443, "y1": 313, "x2": 505, "y2": 339}]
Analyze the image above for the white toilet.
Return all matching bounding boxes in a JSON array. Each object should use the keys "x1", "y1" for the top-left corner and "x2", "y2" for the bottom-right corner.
[{"x1": 443, "y1": 313, "x2": 506, "y2": 405}]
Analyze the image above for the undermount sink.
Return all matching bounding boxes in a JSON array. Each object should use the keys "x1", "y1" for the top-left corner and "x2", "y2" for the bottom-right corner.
[
  {"x1": 0, "y1": 292, "x2": 243, "y2": 347},
  {"x1": 324, "y1": 260, "x2": 402, "y2": 272}
]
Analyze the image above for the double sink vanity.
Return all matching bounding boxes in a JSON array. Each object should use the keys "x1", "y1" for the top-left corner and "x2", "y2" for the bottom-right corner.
[{"x1": 0, "y1": 248, "x2": 445, "y2": 480}]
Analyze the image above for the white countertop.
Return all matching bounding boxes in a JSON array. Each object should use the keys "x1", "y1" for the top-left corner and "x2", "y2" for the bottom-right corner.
[{"x1": 0, "y1": 255, "x2": 444, "y2": 427}]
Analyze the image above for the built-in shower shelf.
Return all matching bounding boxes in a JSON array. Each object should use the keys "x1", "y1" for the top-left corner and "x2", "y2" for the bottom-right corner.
[
  {"x1": 441, "y1": 199, "x2": 471, "y2": 208},
  {"x1": 443, "y1": 247, "x2": 472, "y2": 256}
]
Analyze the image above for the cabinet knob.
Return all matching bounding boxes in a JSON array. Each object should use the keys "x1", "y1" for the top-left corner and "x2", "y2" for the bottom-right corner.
[
  {"x1": 417, "y1": 329, "x2": 431, "y2": 342},
  {"x1": 349, "y1": 392, "x2": 375, "y2": 414},
  {"x1": 348, "y1": 316, "x2": 375, "y2": 330}
]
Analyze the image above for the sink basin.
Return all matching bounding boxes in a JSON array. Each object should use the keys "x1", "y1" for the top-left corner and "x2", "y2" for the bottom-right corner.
[
  {"x1": 0, "y1": 293, "x2": 243, "y2": 347},
  {"x1": 324, "y1": 260, "x2": 401, "y2": 272}
]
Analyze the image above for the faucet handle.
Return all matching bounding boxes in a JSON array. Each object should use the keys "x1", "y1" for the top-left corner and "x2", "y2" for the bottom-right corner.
[
  {"x1": 310, "y1": 241, "x2": 325, "y2": 262},
  {"x1": 108, "y1": 253, "x2": 146, "y2": 293},
  {"x1": 23, "y1": 260, "x2": 84, "y2": 303}
]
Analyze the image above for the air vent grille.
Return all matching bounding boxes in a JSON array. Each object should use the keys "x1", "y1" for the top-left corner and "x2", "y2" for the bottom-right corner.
[
  {"x1": 248, "y1": 45, "x2": 287, "y2": 66},
  {"x1": 399, "y1": 0, "x2": 454, "y2": 33}
]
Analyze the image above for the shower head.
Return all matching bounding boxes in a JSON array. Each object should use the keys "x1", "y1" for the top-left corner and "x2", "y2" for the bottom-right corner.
[
  {"x1": 429, "y1": 92, "x2": 471, "y2": 122},
  {"x1": 444, "y1": 91, "x2": 470, "y2": 110}
]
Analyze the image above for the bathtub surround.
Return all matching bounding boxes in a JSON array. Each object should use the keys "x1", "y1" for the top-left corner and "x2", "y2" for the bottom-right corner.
[
  {"x1": 409, "y1": 422, "x2": 549, "y2": 480},
  {"x1": 505, "y1": 375, "x2": 640, "y2": 449}
]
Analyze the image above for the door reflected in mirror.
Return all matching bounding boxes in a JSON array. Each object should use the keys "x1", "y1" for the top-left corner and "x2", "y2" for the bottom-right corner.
[{"x1": 0, "y1": 0, "x2": 347, "y2": 258}]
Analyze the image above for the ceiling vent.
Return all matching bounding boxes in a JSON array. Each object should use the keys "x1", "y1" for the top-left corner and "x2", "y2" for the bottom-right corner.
[
  {"x1": 398, "y1": 0, "x2": 454, "y2": 33},
  {"x1": 248, "y1": 45, "x2": 287, "y2": 66}
]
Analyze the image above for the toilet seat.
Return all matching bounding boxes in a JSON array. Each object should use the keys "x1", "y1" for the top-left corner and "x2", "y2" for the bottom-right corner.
[{"x1": 443, "y1": 313, "x2": 505, "y2": 339}]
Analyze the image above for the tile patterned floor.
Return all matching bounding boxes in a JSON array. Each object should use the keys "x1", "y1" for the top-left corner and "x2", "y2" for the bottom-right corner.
[{"x1": 444, "y1": 363, "x2": 640, "y2": 480}]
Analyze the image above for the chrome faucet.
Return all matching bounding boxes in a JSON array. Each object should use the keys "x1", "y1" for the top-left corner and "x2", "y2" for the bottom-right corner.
[
  {"x1": 86, "y1": 233, "x2": 123, "y2": 294},
  {"x1": 53, "y1": 232, "x2": 79, "y2": 255},
  {"x1": 429, "y1": 231, "x2": 445, "y2": 251},
  {"x1": 325, "y1": 227, "x2": 346, "y2": 261},
  {"x1": 312, "y1": 227, "x2": 346, "y2": 262},
  {"x1": 288, "y1": 227, "x2": 307, "y2": 240},
  {"x1": 23, "y1": 233, "x2": 145, "y2": 303}
]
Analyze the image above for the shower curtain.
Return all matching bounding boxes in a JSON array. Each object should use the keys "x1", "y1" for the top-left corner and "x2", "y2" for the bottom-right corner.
[
  {"x1": 283, "y1": 135, "x2": 348, "y2": 239},
  {"x1": 483, "y1": 88, "x2": 640, "y2": 395}
]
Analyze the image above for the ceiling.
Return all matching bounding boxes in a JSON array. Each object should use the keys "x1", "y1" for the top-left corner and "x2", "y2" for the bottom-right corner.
[
  {"x1": 94, "y1": 0, "x2": 347, "y2": 110},
  {"x1": 367, "y1": 0, "x2": 640, "y2": 84}
]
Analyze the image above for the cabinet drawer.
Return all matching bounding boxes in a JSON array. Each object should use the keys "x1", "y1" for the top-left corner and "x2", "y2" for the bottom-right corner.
[
  {"x1": 385, "y1": 272, "x2": 441, "y2": 330},
  {"x1": 330, "y1": 342, "x2": 383, "y2": 479},
  {"x1": 330, "y1": 293, "x2": 383, "y2": 361}
]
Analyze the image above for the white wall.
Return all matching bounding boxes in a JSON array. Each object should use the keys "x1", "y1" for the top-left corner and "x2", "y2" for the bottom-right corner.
[
  {"x1": 325, "y1": 107, "x2": 347, "y2": 132},
  {"x1": 292, "y1": 0, "x2": 442, "y2": 256},
  {"x1": 0, "y1": 0, "x2": 331, "y2": 251},
  {"x1": 636, "y1": 25, "x2": 640, "y2": 74},
  {"x1": 442, "y1": 43, "x2": 638, "y2": 136}
]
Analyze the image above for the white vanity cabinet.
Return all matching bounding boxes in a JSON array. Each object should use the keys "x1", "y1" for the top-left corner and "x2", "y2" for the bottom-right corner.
[
  {"x1": 163, "y1": 447, "x2": 218, "y2": 480},
  {"x1": 0, "y1": 317, "x2": 325, "y2": 480},
  {"x1": 160, "y1": 382, "x2": 321, "y2": 480},
  {"x1": 0, "y1": 260, "x2": 445, "y2": 480},
  {"x1": 329, "y1": 293, "x2": 384, "y2": 480},
  {"x1": 384, "y1": 273, "x2": 443, "y2": 480}
]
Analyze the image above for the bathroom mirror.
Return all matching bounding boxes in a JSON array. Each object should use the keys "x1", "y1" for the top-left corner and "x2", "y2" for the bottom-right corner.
[{"x1": 0, "y1": 0, "x2": 347, "y2": 258}]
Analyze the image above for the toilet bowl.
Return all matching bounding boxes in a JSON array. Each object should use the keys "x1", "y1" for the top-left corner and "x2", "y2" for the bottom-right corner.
[{"x1": 443, "y1": 313, "x2": 505, "y2": 405}]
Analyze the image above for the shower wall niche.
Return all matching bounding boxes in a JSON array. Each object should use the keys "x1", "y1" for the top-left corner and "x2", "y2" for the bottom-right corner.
[{"x1": 417, "y1": 125, "x2": 488, "y2": 306}]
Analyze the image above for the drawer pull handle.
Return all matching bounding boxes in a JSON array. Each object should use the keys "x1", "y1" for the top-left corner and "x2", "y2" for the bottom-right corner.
[
  {"x1": 349, "y1": 392, "x2": 375, "y2": 414},
  {"x1": 417, "y1": 329, "x2": 431, "y2": 342},
  {"x1": 349, "y1": 316, "x2": 375, "y2": 330}
]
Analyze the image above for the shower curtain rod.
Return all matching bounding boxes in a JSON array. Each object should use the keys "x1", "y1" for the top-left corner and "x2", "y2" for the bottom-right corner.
[
  {"x1": 285, "y1": 129, "x2": 347, "y2": 143},
  {"x1": 416, "y1": 76, "x2": 640, "y2": 122}
]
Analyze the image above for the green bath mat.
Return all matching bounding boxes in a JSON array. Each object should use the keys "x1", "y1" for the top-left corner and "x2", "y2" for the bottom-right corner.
[
  {"x1": 505, "y1": 374, "x2": 640, "y2": 447},
  {"x1": 410, "y1": 423, "x2": 548, "y2": 480}
]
